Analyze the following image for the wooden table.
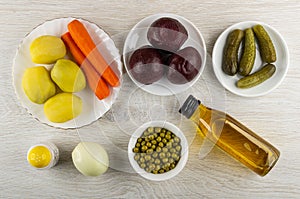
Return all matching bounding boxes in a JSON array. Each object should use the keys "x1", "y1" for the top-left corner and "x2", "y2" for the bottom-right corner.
[{"x1": 1, "y1": 1, "x2": 299, "y2": 198}]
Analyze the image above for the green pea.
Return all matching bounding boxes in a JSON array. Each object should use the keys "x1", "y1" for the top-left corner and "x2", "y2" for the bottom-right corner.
[
  {"x1": 156, "y1": 136, "x2": 162, "y2": 142},
  {"x1": 135, "y1": 143, "x2": 141, "y2": 148},
  {"x1": 159, "y1": 169, "x2": 165, "y2": 173},
  {"x1": 155, "y1": 165, "x2": 161, "y2": 171},
  {"x1": 151, "y1": 145, "x2": 156, "y2": 150},
  {"x1": 146, "y1": 142, "x2": 152, "y2": 148},
  {"x1": 152, "y1": 170, "x2": 158, "y2": 174},
  {"x1": 140, "y1": 157, "x2": 145, "y2": 163},
  {"x1": 149, "y1": 158, "x2": 155, "y2": 163},
  {"x1": 141, "y1": 145, "x2": 148, "y2": 151},
  {"x1": 162, "y1": 138, "x2": 167, "y2": 144},
  {"x1": 174, "y1": 137, "x2": 180, "y2": 143},
  {"x1": 146, "y1": 149, "x2": 153, "y2": 154},
  {"x1": 165, "y1": 134, "x2": 171, "y2": 140},
  {"x1": 162, "y1": 158, "x2": 169, "y2": 163},
  {"x1": 141, "y1": 141, "x2": 146, "y2": 146},
  {"x1": 166, "y1": 152, "x2": 171, "y2": 158},
  {"x1": 134, "y1": 154, "x2": 140, "y2": 161},
  {"x1": 158, "y1": 142, "x2": 164, "y2": 148},
  {"x1": 166, "y1": 142, "x2": 172, "y2": 148},
  {"x1": 140, "y1": 163, "x2": 146, "y2": 169},
  {"x1": 145, "y1": 155, "x2": 151, "y2": 161},
  {"x1": 152, "y1": 152, "x2": 158, "y2": 158},
  {"x1": 160, "y1": 132, "x2": 165, "y2": 138},
  {"x1": 169, "y1": 158, "x2": 175, "y2": 164},
  {"x1": 170, "y1": 163, "x2": 175, "y2": 169},
  {"x1": 154, "y1": 159, "x2": 161, "y2": 165},
  {"x1": 159, "y1": 152, "x2": 166, "y2": 159},
  {"x1": 133, "y1": 147, "x2": 139, "y2": 153},
  {"x1": 155, "y1": 127, "x2": 161, "y2": 133},
  {"x1": 147, "y1": 127, "x2": 154, "y2": 133},
  {"x1": 143, "y1": 131, "x2": 149, "y2": 136},
  {"x1": 153, "y1": 133, "x2": 158, "y2": 139},
  {"x1": 172, "y1": 153, "x2": 178, "y2": 159},
  {"x1": 156, "y1": 146, "x2": 162, "y2": 153},
  {"x1": 161, "y1": 128, "x2": 167, "y2": 133},
  {"x1": 145, "y1": 167, "x2": 151, "y2": 173},
  {"x1": 149, "y1": 135, "x2": 154, "y2": 140},
  {"x1": 137, "y1": 138, "x2": 143, "y2": 143},
  {"x1": 170, "y1": 148, "x2": 176, "y2": 153},
  {"x1": 164, "y1": 163, "x2": 171, "y2": 168},
  {"x1": 151, "y1": 140, "x2": 157, "y2": 145},
  {"x1": 176, "y1": 145, "x2": 181, "y2": 152},
  {"x1": 162, "y1": 147, "x2": 168, "y2": 153}
]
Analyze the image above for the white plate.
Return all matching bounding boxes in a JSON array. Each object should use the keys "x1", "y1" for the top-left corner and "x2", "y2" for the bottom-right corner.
[
  {"x1": 12, "y1": 17, "x2": 122, "y2": 129},
  {"x1": 128, "y1": 121, "x2": 188, "y2": 181},
  {"x1": 123, "y1": 13, "x2": 206, "y2": 96},
  {"x1": 212, "y1": 21, "x2": 289, "y2": 97}
]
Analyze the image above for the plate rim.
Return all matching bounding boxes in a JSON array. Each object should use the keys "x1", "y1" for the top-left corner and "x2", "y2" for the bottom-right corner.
[{"x1": 212, "y1": 20, "x2": 290, "y2": 97}]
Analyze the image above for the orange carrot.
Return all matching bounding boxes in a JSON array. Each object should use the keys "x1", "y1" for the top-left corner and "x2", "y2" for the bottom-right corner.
[
  {"x1": 68, "y1": 20, "x2": 120, "y2": 87},
  {"x1": 61, "y1": 32, "x2": 110, "y2": 100}
]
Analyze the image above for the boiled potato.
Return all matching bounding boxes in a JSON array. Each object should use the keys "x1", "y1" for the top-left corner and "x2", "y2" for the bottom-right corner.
[
  {"x1": 72, "y1": 142, "x2": 109, "y2": 176},
  {"x1": 44, "y1": 93, "x2": 82, "y2": 123},
  {"x1": 22, "y1": 66, "x2": 56, "y2": 104},
  {"x1": 51, "y1": 59, "x2": 86, "y2": 92},
  {"x1": 30, "y1": 35, "x2": 66, "y2": 64}
]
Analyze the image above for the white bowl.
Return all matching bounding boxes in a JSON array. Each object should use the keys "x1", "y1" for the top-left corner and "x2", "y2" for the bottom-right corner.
[
  {"x1": 128, "y1": 121, "x2": 188, "y2": 181},
  {"x1": 12, "y1": 17, "x2": 122, "y2": 129},
  {"x1": 212, "y1": 21, "x2": 289, "y2": 97},
  {"x1": 123, "y1": 13, "x2": 207, "y2": 96}
]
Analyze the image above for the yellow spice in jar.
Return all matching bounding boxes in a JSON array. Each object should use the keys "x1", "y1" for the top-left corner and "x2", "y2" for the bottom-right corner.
[{"x1": 27, "y1": 146, "x2": 52, "y2": 168}]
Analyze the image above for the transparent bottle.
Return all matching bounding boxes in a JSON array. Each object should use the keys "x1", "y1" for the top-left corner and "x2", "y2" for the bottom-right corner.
[{"x1": 179, "y1": 95, "x2": 280, "y2": 176}]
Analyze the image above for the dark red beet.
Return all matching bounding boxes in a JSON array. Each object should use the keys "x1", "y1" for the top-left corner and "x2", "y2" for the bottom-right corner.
[
  {"x1": 129, "y1": 46, "x2": 164, "y2": 85},
  {"x1": 167, "y1": 47, "x2": 202, "y2": 84},
  {"x1": 147, "y1": 17, "x2": 188, "y2": 52}
]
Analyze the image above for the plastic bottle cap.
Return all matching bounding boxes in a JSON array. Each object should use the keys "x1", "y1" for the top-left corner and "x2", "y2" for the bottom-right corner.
[
  {"x1": 179, "y1": 95, "x2": 201, "y2": 119},
  {"x1": 27, "y1": 145, "x2": 52, "y2": 168}
]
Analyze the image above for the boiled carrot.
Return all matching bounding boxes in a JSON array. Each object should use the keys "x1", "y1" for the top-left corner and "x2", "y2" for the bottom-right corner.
[
  {"x1": 68, "y1": 20, "x2": 120, "y2": 87},
  {"x1": 61, "y1": 32, "x2": 110, "y2": 100}
]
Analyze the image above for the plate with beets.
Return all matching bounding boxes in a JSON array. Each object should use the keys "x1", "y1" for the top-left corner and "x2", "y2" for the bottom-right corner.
[{"x1": 123, "y1": 13, "x2": 207, "y2": 96}]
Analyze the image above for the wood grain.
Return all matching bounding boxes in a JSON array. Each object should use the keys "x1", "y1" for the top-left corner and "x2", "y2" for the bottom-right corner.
[{"x1": 1, "y1": 0, "x2": 300, "y2": 198}]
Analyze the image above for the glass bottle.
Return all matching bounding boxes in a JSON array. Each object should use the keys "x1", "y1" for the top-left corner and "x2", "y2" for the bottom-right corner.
[{"x1": 179, "y1": 95, "x2": 280, "y2": 176}]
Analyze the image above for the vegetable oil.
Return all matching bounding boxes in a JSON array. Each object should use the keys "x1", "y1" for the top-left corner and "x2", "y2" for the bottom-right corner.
[{"x1": 179, "y1": 95, "x2": 280, "y2": 176}]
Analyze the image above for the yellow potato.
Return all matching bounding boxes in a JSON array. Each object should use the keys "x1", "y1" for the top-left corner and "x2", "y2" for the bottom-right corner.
[
  {"x1": 51, "y1": 59, "x2": 86, "y2": 92},
  {"x1": 22, "y1": 66, "x2": 56, "y2": 104},
  {"x1": 44, "y1": 93, "x2": 82, "y2": 123},
  {"x1": 30, "y1": 35, "x2": 66, "y2": 64}
]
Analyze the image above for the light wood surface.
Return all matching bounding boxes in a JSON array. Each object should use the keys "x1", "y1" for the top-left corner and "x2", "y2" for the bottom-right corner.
[{"x1": 1, "y1": 0, "x2": 300, "y2": 198}]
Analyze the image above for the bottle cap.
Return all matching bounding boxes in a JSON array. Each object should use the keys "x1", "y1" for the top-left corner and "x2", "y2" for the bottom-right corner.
[{"x1": 179, "y1": 95, "x2": 201, "y2": 119}]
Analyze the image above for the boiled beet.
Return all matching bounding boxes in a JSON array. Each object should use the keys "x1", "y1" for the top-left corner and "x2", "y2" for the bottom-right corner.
[
  {"x1": 167, "y1": 47, "x2": 201, "y2": 84},
  {"x1": 147, "y1": 17, "x2": 188, "y2": 52},
  {"x1": 128, "y1": 46, "x2": 164, "y2": 85}
]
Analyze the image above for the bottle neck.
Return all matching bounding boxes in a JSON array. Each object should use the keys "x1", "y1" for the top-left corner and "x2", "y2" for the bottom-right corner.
[{"x1": 179, "y1": 95, "x2": 201, "y2": 119}]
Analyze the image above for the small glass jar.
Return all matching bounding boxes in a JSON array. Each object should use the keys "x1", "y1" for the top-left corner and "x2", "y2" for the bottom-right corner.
[{"x1": 27, "y1": 142, "x2": 59, "y2": 169}]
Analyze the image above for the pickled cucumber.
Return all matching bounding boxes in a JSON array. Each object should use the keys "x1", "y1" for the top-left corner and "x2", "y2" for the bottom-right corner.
[
  {"x1": 253, "y1": 25, "x2": 276, "y2": 63},
  {"x1": 222, "y1": 29, "x2": 244, "y2": 76},
  {"x1": 239, "y1": 28, "x2": 256, "y2": 76},
  {"x1": 237, "y1": 64, "x2": 276, "y2": 88},
  {"x1": 30, "y1": 35, "x2": 66, "y2": 64},
  {"x1": 22, "y1": 66, "x2": 56, "y2": 104},
  {"x1": 44, "y1": 93, "x2": 82, "y2": 123}
]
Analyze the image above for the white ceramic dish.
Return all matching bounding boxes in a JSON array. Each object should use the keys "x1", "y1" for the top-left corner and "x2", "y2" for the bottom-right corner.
[
  {"x1": 212, "y1": 21, "x2": 289, "y2": 97},
  {"x1": 123, "y1": 13, "x2": 207, "y2": 96},
  {"x1": 128, "y1": 121, "x2": 188, "y2": 181},
  {"x1": 12, "y1": 17, "x2": 122, "y2": 129}
]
